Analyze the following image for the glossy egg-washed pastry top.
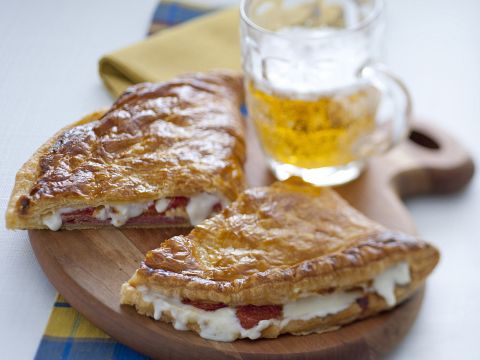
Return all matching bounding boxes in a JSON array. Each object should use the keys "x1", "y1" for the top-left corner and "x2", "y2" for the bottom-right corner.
[
  {"x1": 5, "y1": 71, "x2": 246, "y2": 229},
  {"x1": 124, "y1": 179, "x2": 439, "y2": 306}
]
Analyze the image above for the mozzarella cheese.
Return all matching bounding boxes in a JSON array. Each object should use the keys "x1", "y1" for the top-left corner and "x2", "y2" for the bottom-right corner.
[
  {"x1": 134, "y1": 262, "x2": 410, "y2": 341},
  {"x1": 154, "y1": 198, "x2": 170, "y2": 213},
  {"x1": 42, "y1": 192, "x2": 224, "y2": 230},
  {"x1": 99, "y1": 202, "x2": 153, "y2": 227},
  {"x1": 137, "y1": 285, "x2": 273, "y2": 341},
  {"x1": 186, "y1": 193, "x2": 222, "y2": 226},
  {"x1": 42, "y1": 208, "x2": 75, "y2": 231},
  {"x1": 282, "y1": 291, "x2": 361, "y2": 321},
  {"x1": 372, "y1": 261, "x2": 411, "y2": 306}
]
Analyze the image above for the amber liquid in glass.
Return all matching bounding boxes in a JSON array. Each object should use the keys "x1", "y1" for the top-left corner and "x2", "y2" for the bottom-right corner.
[{"x1": 247, "y1": 81, "x2": 380, "y2": 169}]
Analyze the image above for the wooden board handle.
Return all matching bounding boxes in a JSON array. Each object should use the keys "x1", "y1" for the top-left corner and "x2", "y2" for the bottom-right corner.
[
  {"x1": 336, "y1": 120, "x2": 475, "y2": 234},
  {"x1": 385, "y1": 120, "x2": 475, "y2": 197}
]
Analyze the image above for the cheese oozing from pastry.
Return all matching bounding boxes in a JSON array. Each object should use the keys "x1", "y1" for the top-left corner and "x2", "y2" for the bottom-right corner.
[
  {"x1": 42, "y1": 208, "x2": 76, "y2": 231},
  {"x1": 154, "y1": 198, "x2": 170, "y2": 213},
  {"x1": 41, "y1": 193, "x2": 224, "y2": 230},
  {"x1": 138, "y1": 287, "x2": 271, "y2": 341},
  {"x1": 186, "y1": 193, "x2": 226, "y2": 226},
  {"x1": 372, "y1": 262, "x2": 410, "y2": 306},
  {"x1": 282, "y1": 291, "x2": 361, "y2": 320},
  {"x1": 132, "y1": 262, "x2": 410, "y2": 341},
  {"x1": 97, "y1": 202, "x2": 153, "y2": 227}
]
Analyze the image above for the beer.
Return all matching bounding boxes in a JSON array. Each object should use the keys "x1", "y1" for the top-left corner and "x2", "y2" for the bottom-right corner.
[
  {"x1": 247, "y1": 81, "x2": 380, "y2": 168},
  {"x1": 241, "y1": 0, "x2": 410, "y2": 185}
]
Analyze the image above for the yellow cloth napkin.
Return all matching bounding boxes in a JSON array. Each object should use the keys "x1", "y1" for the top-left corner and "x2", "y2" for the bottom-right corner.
[{"x1": 99, "y1": 7, "x2": 241, "y2": 97}]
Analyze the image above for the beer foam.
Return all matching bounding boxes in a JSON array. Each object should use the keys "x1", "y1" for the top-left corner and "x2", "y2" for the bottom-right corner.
[{"x1": 249, "y1": 26, "x2": 371, "y2": 100}]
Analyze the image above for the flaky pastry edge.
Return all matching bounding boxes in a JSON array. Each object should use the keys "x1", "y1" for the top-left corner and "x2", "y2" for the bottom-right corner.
[{"x1": 125, "y1": 231, "x2": 439, "y2": 305}]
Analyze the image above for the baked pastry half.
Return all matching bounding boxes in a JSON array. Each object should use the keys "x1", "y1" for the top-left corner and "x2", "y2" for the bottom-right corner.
[
  {"x1": 6, "y1": 71, "x2": 245, "y2": 230},
  {"x1": 121, "y1": 179, "x2": 439, "y2": 341}
]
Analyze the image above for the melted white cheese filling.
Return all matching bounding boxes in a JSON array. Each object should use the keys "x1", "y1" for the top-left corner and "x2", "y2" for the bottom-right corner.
[
  {"x1": 186, "y1": 193, "x2": 223, "y2": 226},
  {"x1": 103, "y1": 202, "x2": 153, "y2": 227},
  {"x1": 282, "y1": 291, "x2": 361, "y2": 320},
  {"x1": 135, "y1": 262, "x2": 410, "y2": 341},
  {"x1": 373, "y1": 262, "x2": 411, "y2": 306},
  {"x1": 138, "y1": 286, "x2": 274, "y2": 342},
  {"x1": 41, "y1": 193, "x2": 224, "y2": 230},
  {"x1": 42, "y1": 208, "x2": 75, "y2": 231},
  {"x1": 154, "y1": 198, "x2": 170, "y2": 213}
]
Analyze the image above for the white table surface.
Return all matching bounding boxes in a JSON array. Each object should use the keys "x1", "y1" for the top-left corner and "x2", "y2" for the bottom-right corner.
[{"x1": 0, "y1": 0, "x2": 478, "y2": 359}]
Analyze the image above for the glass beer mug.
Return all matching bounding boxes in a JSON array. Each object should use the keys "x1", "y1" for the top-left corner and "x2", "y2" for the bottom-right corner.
[{"x1": 240, "y1": 0, "x2": 411, "y2": 186}]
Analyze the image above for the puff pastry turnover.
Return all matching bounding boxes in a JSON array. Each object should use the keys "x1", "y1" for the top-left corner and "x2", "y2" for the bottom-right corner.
[
  {"x1": 121, "y1": 179, "x2": 439, "y2": 341},
  {"x1": 6, "y1": 71, "x2": 245, "y2": 230}
]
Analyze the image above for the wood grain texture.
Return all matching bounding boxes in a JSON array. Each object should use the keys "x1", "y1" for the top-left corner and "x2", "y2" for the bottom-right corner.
[{"x1": 29, "y1": 120, "x2": 474, "y2": 359}]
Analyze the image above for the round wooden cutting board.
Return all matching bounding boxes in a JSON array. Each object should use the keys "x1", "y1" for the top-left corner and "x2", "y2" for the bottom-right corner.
[{"x1": 29, "y1": 120, "x2": 474, "y2": 360}]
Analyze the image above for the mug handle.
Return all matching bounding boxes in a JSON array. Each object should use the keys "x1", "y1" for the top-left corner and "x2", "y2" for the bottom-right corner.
[{"x1": 358, "y1": 62, "x2": 413, "y2": 151}]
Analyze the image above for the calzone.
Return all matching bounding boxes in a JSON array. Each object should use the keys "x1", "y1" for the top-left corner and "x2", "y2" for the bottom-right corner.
[
  {"x1": 121, "y1": 179, "x2": 439, "y2": 341},
  {"x1": 6, "y1": 72, "x2": 245, "y2": 230}
]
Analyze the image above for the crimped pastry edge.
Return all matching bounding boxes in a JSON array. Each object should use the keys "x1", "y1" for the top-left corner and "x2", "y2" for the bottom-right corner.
[
  {"x1": 120, "y1": 277, "x2": 425, "y2": 341},
  {"x1": 126, "y1": 233, "x2": 439, "y2": 305}
]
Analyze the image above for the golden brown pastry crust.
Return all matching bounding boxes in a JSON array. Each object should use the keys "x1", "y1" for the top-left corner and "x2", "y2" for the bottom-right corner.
[
  {"x1": 6, "y1": 71, "x2": 245, "y2": 229},
  {"x1": 125, "y1": 179, "x2": 439, "y2": 305}
]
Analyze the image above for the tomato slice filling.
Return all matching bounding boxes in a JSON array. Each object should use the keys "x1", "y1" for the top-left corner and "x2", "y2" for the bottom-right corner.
[
  {"x1": 59, "y1": 196, "x2": 221, "y2": 226},
  {"x1": 235, "y1": 305, "x2": 283, "y2": 329},
  {"x1": 183, "y1": 300, "x2": 283, "y2": 329},
  {"x1": 356, "y1": 296, "x2": 369, "y2": 311},
  {"x1": 167, "y1": 196, "x2": 189, "y2": 209}
]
